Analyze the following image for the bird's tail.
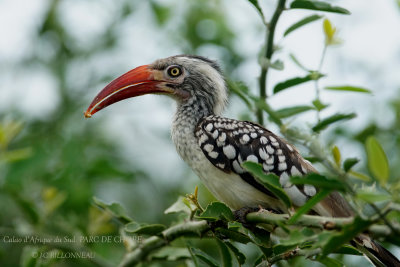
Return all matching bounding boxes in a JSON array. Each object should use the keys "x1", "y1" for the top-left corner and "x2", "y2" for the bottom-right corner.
[{"x1": 352, "y1": 234, "x2": 400, "y2": 267}]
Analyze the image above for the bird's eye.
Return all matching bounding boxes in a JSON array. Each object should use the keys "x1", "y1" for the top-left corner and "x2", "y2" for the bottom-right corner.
[{"x1": 167, "y1": 66, "x2": 182, "y2": 77}]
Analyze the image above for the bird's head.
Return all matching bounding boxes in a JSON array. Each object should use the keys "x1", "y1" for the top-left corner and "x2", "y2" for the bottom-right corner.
[{"x1": 85, "y1": 55, "x2": 227, "y2": 118}]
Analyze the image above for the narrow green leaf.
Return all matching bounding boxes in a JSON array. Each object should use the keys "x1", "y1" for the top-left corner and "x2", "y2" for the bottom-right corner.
[
  {"x1": 275, "y1": 105, "x2": 314, "y2": 118},
  {"x1": 150, "y1": 247, "x2": 191, "y2": 261},
  {"x1": 288, "y1": 189, "x2": 331, "y2": 223},
  {"x1": 312, "y1": 99, "x2": 329, "y2": 111},
  {"x1": 290, "y1": 173, "x2": 346, "y2": 191},
  {"x1": 217, "y1": 239, "x2": 232, "y2": 267},
  {"x1": 216, "y1": 228, "x2": 252, "y2": 244},
  {"x1": 290, "y1": 1, "x2": 351, "y2": 15},
  {"x1": 273, "y1": 75, "x2": 314, "y2": 94},
  {"x1": 322, "y1": 216, "x2": 371, "y2": 256},
  {"x1": 225, "y1": 242, "x2": 246, "y2": 265},
  {"x1": 343, "y1": 158, "x2": 359, "y2": 172},
  {"x1": 164, "y1": 196, "x2": 194, "y2": 215},
  {"x1": 356, "y1": 191, "x2": 391, "y2": 203},
  {"x1": 332, "y1": 146, "x2": 341, "y2": 166},
  {"x1": 93, "y1": 197, "x2": 132, "y2": 223},
  {"x1": 254, "y1": 99, "x2": 283, "y2": 126},
  {"x1": 125, "y1": 222, "x2": 166, "y2": 235},
  {"x1": 196, "y1": 202, "x2": 234, "y2": 221},
  {"x1": 316, "y1": 256, "x2": 343, "y2": 267},
  {"x1": 191, "y1": 247, "x2": 219, "y2": 267},
  {"x1": 227, "y1": 80, "x2": 253, "y2": 110},
  {"x1": 348, "y1": 171, "x2": 371, "y2": 182},
  {"x1": 248, "y1": 0, "x2": 264, "y2": 18},
  {"x1": 335, "y1": 245, "x2": 363, "y2": 256},
  {"x1": 325, "y1": 85, "x2": 371, "y2": 94},
  {"x1": 284, "y1": 14, "x2": 323, "y2": 37},
  {"x1": 289, "y1": 53, "x2": 309, "y2": 71},
  {"x1": 242, "y1": 161, "x2": 292, "y2": 208},
  {"x1": 312, "y1": 113, "x2": 356, "y2": 132},
  {"x1": 365, "y1": 136, "x2": 389, "y2": 185}
]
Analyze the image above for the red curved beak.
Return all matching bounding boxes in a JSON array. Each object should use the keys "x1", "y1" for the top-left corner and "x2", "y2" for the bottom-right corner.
[{"x1": 84, "y1": 65, "x2": 171, "y2": 118}]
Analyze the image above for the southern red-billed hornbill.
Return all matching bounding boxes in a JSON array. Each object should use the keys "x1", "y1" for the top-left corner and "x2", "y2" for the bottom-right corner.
[{"x1": 85, "y1": 55, "x2": 399, "y2": 266}]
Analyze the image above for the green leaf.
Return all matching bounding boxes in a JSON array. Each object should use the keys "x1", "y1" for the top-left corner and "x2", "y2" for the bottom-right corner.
[
  {"x1": 365, "y1": 136, "x2": 389, "y2": 185},
  {"x1": 289, "y1": 53, "x2": 309, "y2": 71},
  {"x1": 216, "y1": 228, "x2": 252, "y2": 244},
  {"x1": 217, "y1": 239, "x2": 232, "y2": 267},
  {"x1": 273, "y1": 74, "x2": 317, "y2": 94},
  {"x1": 242, "y1": 161, "x2": 292, "y2": 208},
  {"x1": 191, "y1": 247, "x2": 219, "y2": 267},
  {"x1": 312, "y1": 113, "x2": 356, "y2": 132},
  {"x1": 332, "y1": 146, "x2": 341, "y2": 166},
  {"x1": 196, "y1": 202, "x2": 234, "y2": 221},
  {"x1": 343, "y1": 158, "x2": 359, "y2": 172},
  {"x1": 225, "y1": 242, "x2": 246, "y2": 265},
  {"x1": 312, "y1": 99, "x2": 329, "y2": 111},
  {"x1": 93, "y1": 197, "x2": 132, "y2": 223},
  {"x1": 164, "y1": 196, "x2": 194, "y2": 215},
  {"x1": 20, "y1": 246, "x2": 39, "y2": 267},
  {"x1": 348, "y1": 171, "x2": 371, "y2": 182},
  {"x1": 356, "y1": 191, "x2": 391, "y2": 203},
  {"x1": 150, "y1": 247, "x2": 191, "y2": 261},
  {"x1": 227, "y1": 80, "x2": 253, "y2": 110},
  {"x1": 290, "y1": 1, "x2": 350, "y2": 15},
  {"x1": 322, "y1": 216, "x2": 371, "y2": 256},
  {"x1": 325, "y1": 85, "x2": 372, "y2": 94},
  {"x1": 288, "y1": 189, "x2": 331, "y2": 223},
  {"x1": 335, "y1": 245, "x2": 363, "y2": 256},
  {"x1": 275, "y1": 105, "x2": 314, "y2": 118},
  {"x1": 290, "y1": 173, "x2": 346, "y2": 191},
  {"x1": 125, "y1": 222, "x2": 166, "y2": 235},
  {"x1": 284, "y1": 14, "x2": 323, "y2": 37},
  {"x1": 316, "y1": 256, "x2": 343, "y2": 267},
  {"x1": 254, "y1": 99, "x2": 283, "y2": 126}
]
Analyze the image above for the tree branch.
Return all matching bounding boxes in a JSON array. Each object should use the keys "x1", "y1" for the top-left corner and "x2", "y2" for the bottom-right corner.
[
  {"x1": 119, "y1": 220, "x2": 209, "y2": 267},
  {"x1": 257, "y1": 0, "x2": 287, "y2": 124},
  {"x1": 119, "y1": 210, "x2": 400, "y2": 266}
]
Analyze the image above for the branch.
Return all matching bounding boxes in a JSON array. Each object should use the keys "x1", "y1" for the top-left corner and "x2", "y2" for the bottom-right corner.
[
  {"x1": 119, "y1": 210, "x2": 400, "y2": 266},
  {"x1": 257, "y1": 0, "x2": 287, "y2": 124},
  {"x1": 246, "y1": 210, "x2": 400, "y2": 238},
  {"x1": 119, "y1": 220, "x2": 209, "y2": 267}
]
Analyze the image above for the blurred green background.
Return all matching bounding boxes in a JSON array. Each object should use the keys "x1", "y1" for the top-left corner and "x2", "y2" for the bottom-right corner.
[{"x1": 1, "y1": 0, "x2": 400, "y2": 266}]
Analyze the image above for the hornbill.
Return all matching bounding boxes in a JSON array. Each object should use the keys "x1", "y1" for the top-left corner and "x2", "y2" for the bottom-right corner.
[{"x1": 85, "y1": 55, "x2": 399, "y2": 266}]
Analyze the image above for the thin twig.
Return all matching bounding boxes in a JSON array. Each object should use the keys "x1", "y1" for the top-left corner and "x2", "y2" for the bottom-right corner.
[{"x1": 257, "y1": 0, "x2": 287, "y2": 124}]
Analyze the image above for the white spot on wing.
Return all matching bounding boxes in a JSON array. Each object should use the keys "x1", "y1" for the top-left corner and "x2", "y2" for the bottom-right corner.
[
  {"x1": 208, "y1": 151, "x2": 219, "y2": 159},
  {"x1": 233, "y1": 160, "x2": 244, "y2": 173},
  {"x1": 266, "y1": 145, "x2": 274, "y2": 154},
  {"x1": 259, "y1": 148, "x2": 268, "y2": 160},
  {"x1": 212, "y1": 130, "x2": 219, "y2": 139},
  {"x1": 223, "y1": 145, "x2": 236, "y2": 159},
  {"x1": 260, "y1": 136, "x2": 268, "y2": 144},
  {"x1": 278, "y1": 162, "x2": 287, "y2": 171},
  {"x1": 304, "y1": 185, "x2": 316, "y2": 196},
  {"x1": 206, "y1": 123, "x2": 213, "y2": 132},
  {"x1": 290, "y1": 166, "x2": 302, "y2": 176},
  {"x1": 284, "y1": 186, "x2": 307, "y2": 206},
  {"x1": 204, "y1": 144, "x2": 214, "y2": 153},
  {"x1": 246, "y1": 155, "x2": 259, "y2": 163},
  {"x1": 279, "y1": 172, "x2": 291, "y2": 187},
  {"x1": 250, "y1": 132, "x2": 257, "y2": 138}
]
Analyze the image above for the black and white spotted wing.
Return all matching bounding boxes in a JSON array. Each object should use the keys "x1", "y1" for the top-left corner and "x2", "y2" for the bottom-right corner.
[{"x1": 195, "y1": 115, "x2": 317, "y2": 206}]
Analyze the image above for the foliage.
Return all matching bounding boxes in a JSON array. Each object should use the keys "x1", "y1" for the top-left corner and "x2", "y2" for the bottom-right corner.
[{"x1": 1, "y1": 0, "x2": 400, "y2": 267}]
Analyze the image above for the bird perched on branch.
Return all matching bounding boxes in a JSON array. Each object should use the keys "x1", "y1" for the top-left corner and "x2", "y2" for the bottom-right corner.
[{"x1": 85, "y1": 55, "x2": 399, "y2": 266}]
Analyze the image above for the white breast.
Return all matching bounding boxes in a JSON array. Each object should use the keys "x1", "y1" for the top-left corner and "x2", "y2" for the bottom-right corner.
[{"x1": 171, "y1": 118, "x2": 285, "y2": 211}]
